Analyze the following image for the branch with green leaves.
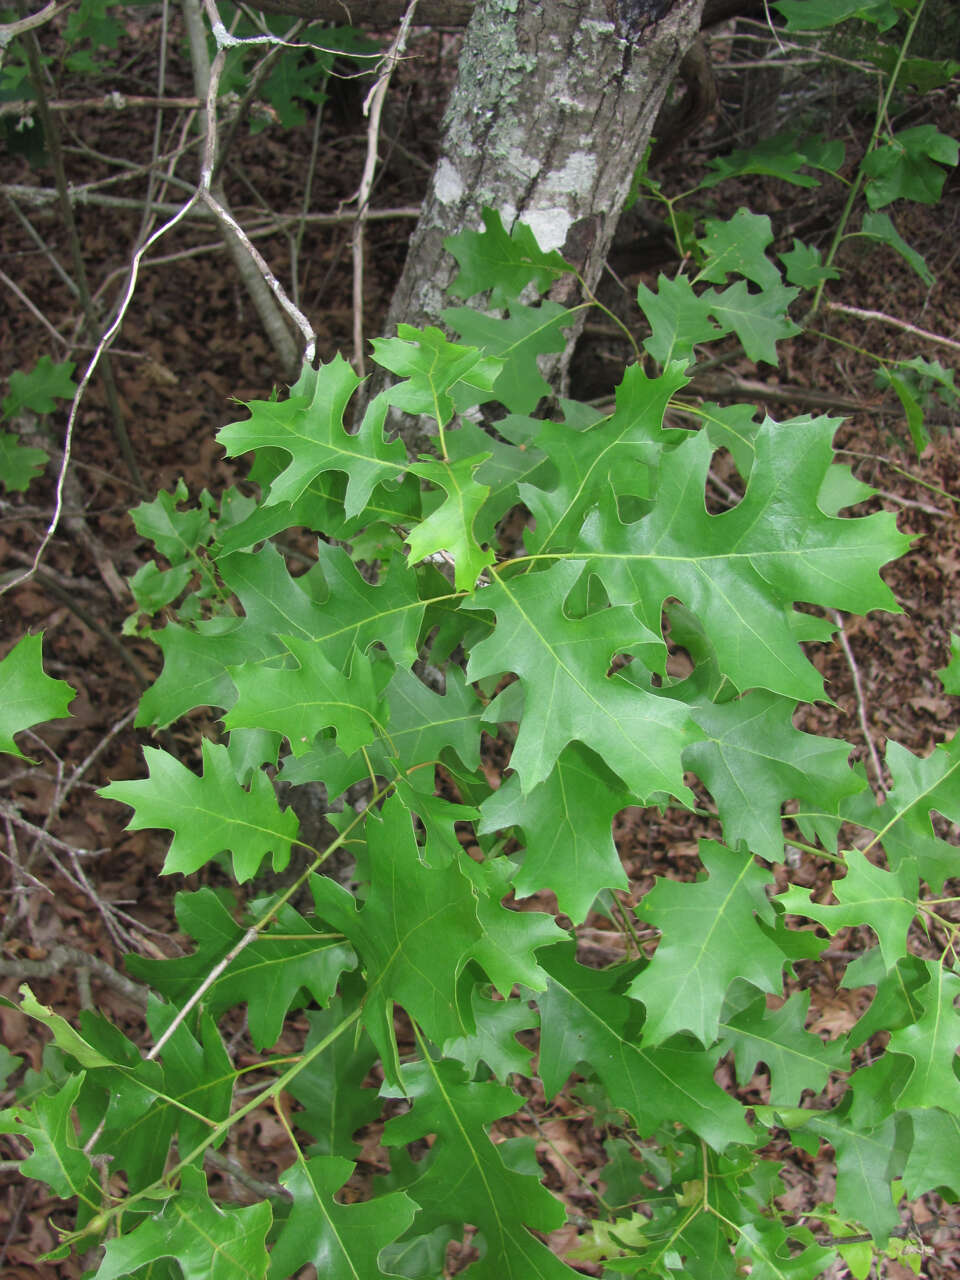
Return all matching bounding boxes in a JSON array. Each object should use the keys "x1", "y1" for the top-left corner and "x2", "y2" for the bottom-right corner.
[{"x1": 2, "y1": 165, "x2": 958, "y2": 1279}]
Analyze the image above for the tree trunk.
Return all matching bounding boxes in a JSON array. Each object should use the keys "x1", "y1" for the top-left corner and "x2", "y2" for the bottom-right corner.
[{"x1": 381, "y1": 0, "x2": 705, "y2": 415}]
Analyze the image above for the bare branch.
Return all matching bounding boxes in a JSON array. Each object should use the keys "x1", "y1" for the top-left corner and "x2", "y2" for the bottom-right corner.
[
  {"x1": 824, "y1": 300, "x2": 960, "y2": 354},
  {"x1": 0, "y1": 94, "x2": 202, "y2": 117},
  {"x1": 829, "y1": 609, "x2": 887, "y2": 802},
  {"x1": 0, "y1": 0, "x2": 63, "y2": 47},
  {"x1": 0, "y1": 944, "x2": 148, "y2": 1005},
  {"x1": 351, "y1": 0, "x2": 419, "y2": 372},
  {"x1": 0, "y1": 191, "x2": 200, "y2": 601}
]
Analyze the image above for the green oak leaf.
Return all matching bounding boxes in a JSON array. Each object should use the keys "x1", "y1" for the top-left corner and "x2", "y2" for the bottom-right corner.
[
  {"x1": 903, "y1": 1108, "x2": 960, "y2": 1199},
  {"x1": 582, "y1": 416, "x2": 909, "y2": 702},
  {"x1": 68, "y1": 1003, "x2": 230, "y2": 1191},
  {"x1": 0, "y1": 431, "x2": 48, "y2": 492},
  {"x1": 684, "y1": 690, "x2": 864, "y2": 861},
  {"x1": 447, "y1": 411, "x2": 551, "y2": 535},
  {"x1": 628, "y1": 841, "x2": 786, "y2": 1046},
  {"x1": 135, "y1": 616, "x2": 252, "y2": 728},
  {"x1": 886, "y1": 960, "x2": 960, "y2": 1112},
  {"x1": 300, "y1": 541, "x2": 427, "y2": 668},
  {"x1": 774, "y1": 0, "x2": 902, "y2": 32},
  {"x1": 285, "y1": 998, "x2": 381, "y2": 1155},
  {"x1": 2, "y1": 355, "x2": 76, "y2": 417},
  {"x1": 268, "y1": 1155, "x2": 417, "y2": 1280},
  {"x1": 443, "y1": 988, "x2": 538, "y2": 1079},
  {"x1": 701, "y1": 134, "x2": 843, "y2": 190},
  {"x1": 406, "y1": 454, "x2": 495, "y2": 589},
  {"x1": 854, "y1": 211, "x2": 934, "y2": 286},
  {"x1": 136, "y1": 541, "x2": 427, "y2": 727},
  {"x1": 100, "y1": 739, "x2": 299, "y2": 882},
  {"x1": 837, "y1": 735, "x2": 960, "y2": 891},
  {"x1": 463, "y1": 560, "x2": 696, "y2": 800},
  {"x1": 719, "y1": 990, "x2": 847, "y2": 1104},
  {"x1": 215, "y1": 469, "x2": 420, "y2": 556},
  {"x1": 381, "y1": 665, "x2": 483, "y2": 775},
  {"x1": 938, "y1": 634, "x2": 960, "y2": 693},
  {"x1": 636, "y1": 273, "x2": 728, "y2": 364},
  {"x1": 126, "y1": 889, "x2": 355, "y2": 1051},
  {"x1": 95, "y1": 1167, "x2": 271, "y2": 1280},
  {"x1": 308, "y1": 797, "x2": 482, "y2": 1081},
  {"x1": 443, "y1": 299, "x2": 573, "y2": 413},
  {"x1": 520, "y1": 362, "x2": 690, "y2": 557},
  {"x1": 539, "y1": 944, "x2": 751, "y2": 1150},
  {"x1": 371, "y1": 324, "x2": 502, "y2": 428},
  {"x1": 144, "y1": 999, "x2": 234, "y2": 1173},
  {"x1": 802, "y1": 1109, "x2": 909, "y2": 1242},
  {"x1": 224, "y1": 635, "x2": 386, "y2": 758},
  {"x1": 128, "y1": 559, "x2": 194, "y2": 612},
  {"x1": 377, "y1": 1224, "x2": 460, "y2": 1279},
  {"x1": 130, "y1": 476, "x2": 214, "y2": 564},
  {"x1": 0, "y1": 633, "x2": 75, "y2": 759},
  {"x1": 706, "y1": 279, "x2": 801, "y2": 365},
  {"x1": 0, "y1": 1073, "x2": 95, "y2": 1200},
  {"x1": 217, "y1": 354, "x2": 407, "y2": 516},
  {"x1": 698, "y1": 400, "x2": 763, "y2": 478},
  {"x1": 460, "y1": 855, "x2": 568, "y2": 995},
  {"x1": 778, "y1": 849, "x2": 918, "y2": 971},
  {"x1": 868, "y1": 47, "x2": 960, "y2": 92},
  {"x1": 16, "y1": 985, "x2": 116, "y2": 1069},
  {"x1": 381, "y1": 1057, "x2": 573, "y2": 1279},
  {"x1": 779, "y1": 238, "x2": 842, "y2": 288},
  {"x1": 445, "y1": 206, "x2": 573, "y2": 306},
  {"x1": 734, "y1": 1219, "x2": 836, "y2": 1280},
  {"x1": 843, "y1": 951, "x2": 927, "y2": 1050},
  {"x1": 696, "y1": 209, "x2": 782, "y2": 289},
  {"x1": 0, "y1": 1045, "x2": 20, "y2": 1088},
  {"x1": 862, "y1": 126, "x2": 958, "y2": 209},
  {"x1": 478, "y1": 742, "x2": 632, "y2": 924}
]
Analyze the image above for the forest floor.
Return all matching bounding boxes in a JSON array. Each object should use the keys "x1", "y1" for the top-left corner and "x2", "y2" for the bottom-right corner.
[{"x1": 0, "y1": 11, "x2": 958, "y2": 1279}]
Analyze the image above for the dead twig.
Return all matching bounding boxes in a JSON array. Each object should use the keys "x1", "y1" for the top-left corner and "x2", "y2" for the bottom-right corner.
[
  {"x1": 0, "y1": 943, "x2": 148, "y2": 1005},
  {"x1": 829, "y1": 609, "x2": 887, "y2": 802},
  {"x1": 0, "y1": 0, "x2": 62, "y2": 48},
  {"x1": 0, "y1": 93, "x2": 202, "y2": 117},
  {"x1": 349, "y1": 0, "x2": 419, "y2": 374},
  {"x1": 824, "y1": 300, "x2": 960, "y2": 354}
]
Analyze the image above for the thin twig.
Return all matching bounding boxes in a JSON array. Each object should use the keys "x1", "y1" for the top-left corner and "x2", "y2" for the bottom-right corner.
[
  {"x1": 200, "y1": 188, "x2": 316, "y2": 365},
  {"x1": 4, "y1": 193, "x2": 80, "y2": 297},
  {"x1": 19, "y1": 21, "x2": 142, "y2": 490},
  {"x1": 0, "y1": 94, "x2": 202, "y2": 116},
  {"x1": 0, "y1": 944, "x2": 148, "y2": 1005},
  {"x1": 823, "y1": 300, "x2": 960, "y2": 353},
  {"x1": 1, "y1": 181, "x2": 420, "y2": 222},
  {"x1": 146, "y1": 925, "x2": 257, "y2": 1059},
  {"x1": 0, "y1": 189, "x2": 200, "y2": 601},
  {"x1": 0, "y1": 267, "x2": 70, "y2": 348},
  {"x1": 350, "y1": 0, "x2": 419, "y2": 373},
  {"x1": 59, "y1": 707, "x2": 138, "y2": 812},
  {"x1": 829, "y1": 609, "x2": 887, "y2": 801},
  {"x1": 204, "y1": 1148, "x2": 292, "y2": 1202},
  {"x1": 0, "y1": 0, "x2": 62, "y2": 45},
  {"x1": 0, "y1": 805, "x2": 103, "y2": 857},
  {"x1": 212, "y1": 15, "x2": 309, "y2": 183},
  {"x1": 872, "y1": 488, "x2": 947, "y2": 517}
]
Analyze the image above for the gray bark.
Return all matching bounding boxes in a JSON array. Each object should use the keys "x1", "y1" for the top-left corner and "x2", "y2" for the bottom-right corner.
[{"x1": 381, "y1": 0, "x2": 706, "y2": 413}]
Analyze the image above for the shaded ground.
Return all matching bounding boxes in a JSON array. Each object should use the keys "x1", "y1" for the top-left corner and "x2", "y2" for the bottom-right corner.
[{"x1": 1, "y1": 11, "x2": 958, "y2": 1278}]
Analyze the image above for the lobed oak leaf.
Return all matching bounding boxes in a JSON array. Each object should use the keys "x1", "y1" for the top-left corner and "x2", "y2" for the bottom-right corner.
[
  {"x1": 101, "y1": 739, "x2": 299, "y2": 882},
  {"x1": 628, "y1": 841, "x2": 786, "y2": 1046},
  {"x1": 464, "y1": 560, "x2": 695, "y2": 800}
]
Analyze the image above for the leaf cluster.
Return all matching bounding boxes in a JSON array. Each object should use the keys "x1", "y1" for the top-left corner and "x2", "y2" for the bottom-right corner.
[{"x1": 2, "y1": 4, "x2": 958, "y2": 1277}]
